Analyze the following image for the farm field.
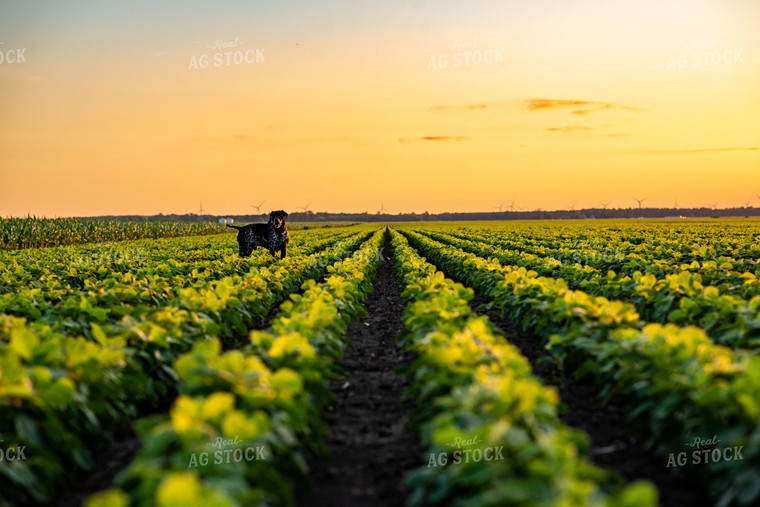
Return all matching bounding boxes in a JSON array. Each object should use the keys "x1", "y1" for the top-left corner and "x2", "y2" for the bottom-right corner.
[
  {"x1": 1, "y1": 219, "x2": 759, "y2": 506},
  {"x1": 0, "y1": 216, "x2": 357, "y2": 251},
  {"x1": 0, "y1": 217, "x2": 230, "y2": 251}
]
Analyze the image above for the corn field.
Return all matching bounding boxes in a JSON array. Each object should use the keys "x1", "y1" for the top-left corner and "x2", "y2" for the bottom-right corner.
[{"x1": 0, "y1": 216, "x2": 228, "y2": 251}]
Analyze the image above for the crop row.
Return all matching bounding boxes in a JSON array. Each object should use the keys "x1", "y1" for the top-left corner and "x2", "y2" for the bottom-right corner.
[
  {"x1": 0, "y1": 226, "x2": 358, "y2": 291},
  {"x1": 390, "y1": 229, "x2": 656, "y2": 506},
  {"x1": 0, "y1": 230, "x2": 374, "y2": 504},
  {"x1": 85, "y1": 229, "x2": 386, "y2": 506},
  {"x1": 415, "y1": 228, "x2": 760, "y2": 349},
  {"x1": 439, "y1": 224, "x2": 760, "y2": 281},
  {"x1": 400, "y1": 228, "x2": 760, "y2": 506},
  {"x1": 440, "y1": 222, "x2": 760, "y2": 265},
  {"x1": 0, "y1": 229, "x2": 366, "y2": 342}
]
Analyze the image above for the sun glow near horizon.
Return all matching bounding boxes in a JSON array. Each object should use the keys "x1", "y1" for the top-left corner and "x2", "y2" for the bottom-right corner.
[{"x1": 1, "y1": 0, "x2": 759, "y2": 217}]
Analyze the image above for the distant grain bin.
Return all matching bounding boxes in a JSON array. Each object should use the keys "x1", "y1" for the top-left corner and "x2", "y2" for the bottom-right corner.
[{"x1": 218, "y1": 217, "x2": 234, "y2": 224}]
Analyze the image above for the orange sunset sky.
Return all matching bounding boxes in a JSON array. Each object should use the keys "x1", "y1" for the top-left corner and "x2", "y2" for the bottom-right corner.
[{"x1": 1, "y1": 0, "x2": 759, "y2": 217}]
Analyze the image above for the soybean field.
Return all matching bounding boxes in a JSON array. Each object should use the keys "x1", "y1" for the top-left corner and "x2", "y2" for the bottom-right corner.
[{"x1": 1, "y1": 220, "x2": 759, "y2": 506}]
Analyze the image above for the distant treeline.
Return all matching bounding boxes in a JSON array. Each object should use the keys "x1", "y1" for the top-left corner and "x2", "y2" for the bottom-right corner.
[{"x1": 79, "y1": 207, "x2": 760, "y2": 223}]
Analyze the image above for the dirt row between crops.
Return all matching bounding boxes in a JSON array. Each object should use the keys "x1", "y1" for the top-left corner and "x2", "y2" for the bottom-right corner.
[
  {"x1": 391, "y1": 232, "x2": 715, "y2": 506},
  {"x1": 467, "y1": 292, "x2": 714, "y2": 507},
  {"x1": 297, "y1": 235, "x2": 423, "y2": 506},
  {"x1": 300, "y1": 234, "x2": 715, "y2": 507},
  {"x1": 58, "y1": 238, "x2": 421, "y2": 506},
  {"x1": 59, "y1": 233, "x2": 710, "y2": 506}
]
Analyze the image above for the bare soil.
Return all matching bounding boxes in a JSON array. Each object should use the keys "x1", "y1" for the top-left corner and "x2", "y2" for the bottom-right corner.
[
  {"x1": 55, "y1": 431, "x2": 141, "y2": 507},
  {"x1": 469, "y1": 293, "x2": 714, "y2": 507},
  {"x1": 297, "y1": 237, "x2": 424, "y2": 506}
]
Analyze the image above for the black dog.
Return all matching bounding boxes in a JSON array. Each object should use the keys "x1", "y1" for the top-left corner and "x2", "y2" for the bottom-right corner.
[{"x1": 226, "y1": 210, "x2": 289, "y2": 259}]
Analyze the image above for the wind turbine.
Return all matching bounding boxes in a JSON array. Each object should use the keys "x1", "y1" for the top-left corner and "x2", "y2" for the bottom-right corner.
[
  {"x1": 494, "y1": 201, "x2": 505, "y2": 212},
  {"x1": 744, "y1": 198, "x2": 752, "y2": 208},
  {"x1": 507, "y1": 199, "x2": 517, "y2": 211},
  {"x1": 599, "y1": 201, "x2": 611, "y2": 210},
  {"x1": 633, "y1": 196, "x2": 647, "y2": 210},
  {"x1": 197, "y1": 201, "x2": 206, "y2": 215},
  {"x1": 568, "y1": 202, "x2": 577, "y2": 211},
  {"x1": 299, "y1": 202, "x2": 311, "y2": 213},
  {"x1": 249, "y1": 200, "x2": 265, "y2": 213},
  {"x1": 708, "y1": 201, "x2": 719, "y2": 210},
  {"x1": 674, "y1": 197, "x2": 679, "y2": 210},
  {"x1": 377, "y1": 201, "x2": 388, "y2": 214}
]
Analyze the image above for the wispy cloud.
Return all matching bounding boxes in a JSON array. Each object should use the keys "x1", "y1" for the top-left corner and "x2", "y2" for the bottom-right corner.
[
  {"x1": 527, "y1": 98, "x2": 641, "y2": 115},
  {"x1": 637, "y1": 147, "x2": 759, "y2": 154},
  {"x1": 547, "y1": 126, "x2": 595, "y2": 133},
  {"x1": 399, "y1": 136, "x2": 471, "y2": 143},
  {"x1": 571, "y1": 105, "x2": 613, "y2": 115},
  {"x1": 573, "y1": 105, "x2": 642, "y2": 115},
  {"x1": 421, "y1": 136, "x2": 470, "y2": 141},
  {"x1": 430, "y1": 104, "x2": 487, "y2": 112},
  {"x1": 527, "y1": 99, "x2": 591, "y2": 111}
]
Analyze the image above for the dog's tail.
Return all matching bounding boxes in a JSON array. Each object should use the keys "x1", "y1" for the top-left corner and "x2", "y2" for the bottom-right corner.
[{"x1": 225, "y1": 224, "x2": 242, "y2": 229}]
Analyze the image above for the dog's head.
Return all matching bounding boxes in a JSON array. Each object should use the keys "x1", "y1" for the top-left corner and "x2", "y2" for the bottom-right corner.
[{"x1": 269, "y1": 210, "x2": 288, "y2": 230}]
